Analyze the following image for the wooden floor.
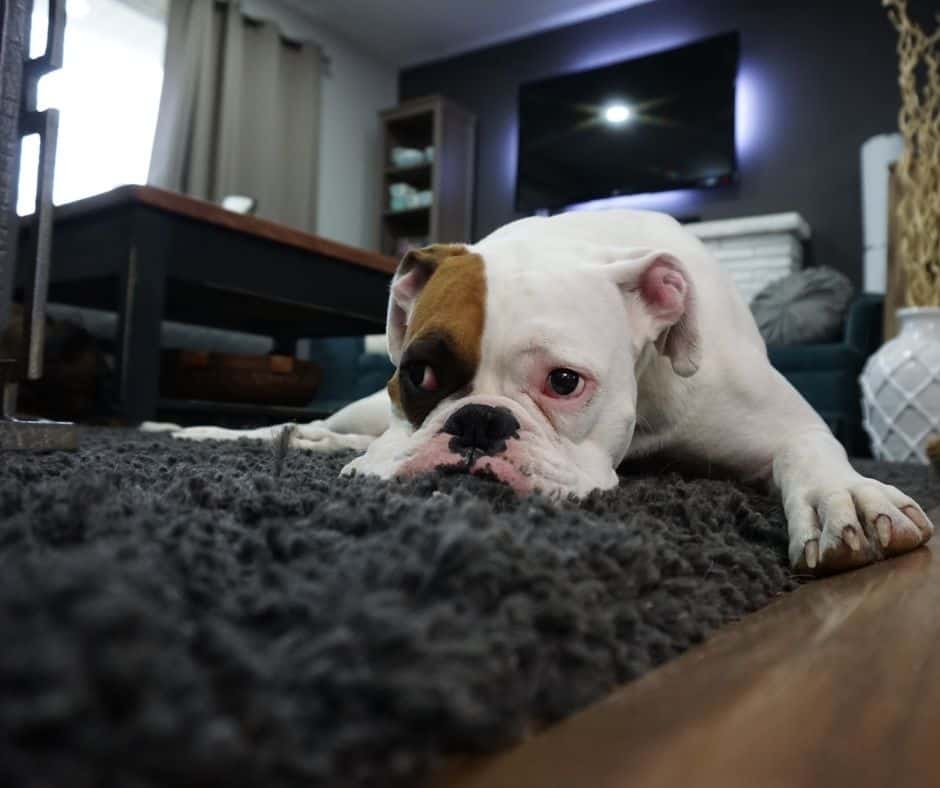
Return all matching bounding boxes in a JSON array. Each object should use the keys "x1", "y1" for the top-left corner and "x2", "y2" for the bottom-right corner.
[{"x1": 433, "y1": 504, "x2": 940, "y2": 788}]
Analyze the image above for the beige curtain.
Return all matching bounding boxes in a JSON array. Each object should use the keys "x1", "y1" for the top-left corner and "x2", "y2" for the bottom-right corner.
[{"x1": 148, "y1": 0, "x2": 321, "y2": 231}]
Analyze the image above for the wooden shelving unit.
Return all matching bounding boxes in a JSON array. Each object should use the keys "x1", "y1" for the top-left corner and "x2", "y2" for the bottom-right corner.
[{"x1": 378, "y1": 95, "x2": 476, "y2": 259}]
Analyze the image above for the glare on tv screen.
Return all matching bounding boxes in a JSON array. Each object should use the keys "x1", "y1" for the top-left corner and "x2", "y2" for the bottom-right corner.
[{"x1": 516, "y1": 32, "x2": 740, "y2": 212}]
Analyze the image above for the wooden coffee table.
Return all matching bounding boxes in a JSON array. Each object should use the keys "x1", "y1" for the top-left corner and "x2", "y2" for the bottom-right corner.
[{"x1": 17, "y1": 185, "x2": 397, "y2": 424}]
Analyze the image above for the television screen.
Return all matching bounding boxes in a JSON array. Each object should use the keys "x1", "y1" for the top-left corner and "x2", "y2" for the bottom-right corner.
[{"x1": 515, "y1": 32, "x2": 740, "y2": 212}]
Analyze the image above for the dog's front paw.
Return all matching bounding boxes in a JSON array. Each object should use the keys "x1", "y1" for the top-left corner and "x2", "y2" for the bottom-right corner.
[
  {"x1": 171, "y1": 426, "x2": 239, "y2": 442},
  {"x1": 139, "y1": 421, "x2": 184, "y2": 433},
  {"x1": 171, "y1": 425, "x2": 276, "y2": 443},
  {"x1": 291, "y1": 423, "x2": 374, "y2": 454},
  {"x1": 786, "y1": 477, "x2": 933, "y2": 574}
]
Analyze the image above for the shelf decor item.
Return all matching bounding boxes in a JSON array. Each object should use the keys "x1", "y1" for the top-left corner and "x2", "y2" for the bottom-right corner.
[
  {"x1": 861, "y1": 0, "x2": 940, "y2": 462},
  {"x1": 389, "y1": 146, "x2": 425, "y2": 169}
]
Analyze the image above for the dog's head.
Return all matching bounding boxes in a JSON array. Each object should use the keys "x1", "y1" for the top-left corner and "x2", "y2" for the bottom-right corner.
[{"x1": 345, "y1": 238, "x2": 699, "y2": 496}]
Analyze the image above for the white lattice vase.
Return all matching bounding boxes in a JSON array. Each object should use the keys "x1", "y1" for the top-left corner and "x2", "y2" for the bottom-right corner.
[{"x1": 861, "y1": 307, "x2": 940, "y2": 462}]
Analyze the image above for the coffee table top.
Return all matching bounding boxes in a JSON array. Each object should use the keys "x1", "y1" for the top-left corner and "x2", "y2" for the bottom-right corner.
[{"x1": 48, "y1": 185, "x2": 400, "y2": 275}]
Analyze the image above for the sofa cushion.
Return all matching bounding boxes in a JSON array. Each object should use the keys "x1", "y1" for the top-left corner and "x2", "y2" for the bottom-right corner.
[
  {"x1": 751, "y1": 267, "x2": 855, "y2": 345},
  {"x1": 768, "y1": 342, "x2": 864, "y2": 373}
]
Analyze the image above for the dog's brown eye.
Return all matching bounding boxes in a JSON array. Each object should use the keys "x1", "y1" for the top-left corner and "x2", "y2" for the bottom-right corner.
[
  {"x1": 547, "y1": 368, "x2": 582, "y2": 397},
  {"x1": 405, "y1": 363, "x2": 438, "y2": 392}
]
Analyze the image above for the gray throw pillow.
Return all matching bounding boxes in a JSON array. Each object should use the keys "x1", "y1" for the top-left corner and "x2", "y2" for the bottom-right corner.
[{"x1": 750, "y1": 266, "x2": 855, "y2": 346}]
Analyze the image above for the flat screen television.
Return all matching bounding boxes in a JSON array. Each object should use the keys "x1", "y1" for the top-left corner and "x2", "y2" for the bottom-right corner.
[{"x1": 515, "y1": 32, "x2": 740, "y2": 213}]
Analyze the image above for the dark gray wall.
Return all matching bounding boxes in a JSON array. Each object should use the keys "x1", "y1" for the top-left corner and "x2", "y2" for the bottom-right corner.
[{"x1": 400, "y1": 0, "x2": 930, "y2": 286}]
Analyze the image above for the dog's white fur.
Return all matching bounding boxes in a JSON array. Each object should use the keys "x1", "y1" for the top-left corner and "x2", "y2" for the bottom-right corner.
[{"x1": 170, "y1": 210, "x2": 933, "y2": 574}]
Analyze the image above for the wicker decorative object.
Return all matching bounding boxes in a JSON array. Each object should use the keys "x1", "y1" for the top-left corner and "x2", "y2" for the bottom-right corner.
[
  {"x1": 883, "y1": 0, "x2": 940, "y2": 307},
  {"x1": 160, "y1": 351, "x2": 321, "y2": 406}
]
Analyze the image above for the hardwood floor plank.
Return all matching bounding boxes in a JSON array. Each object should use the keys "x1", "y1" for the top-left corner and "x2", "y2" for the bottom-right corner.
[{"x1": 435, "y1": 508, "x2": 940, "y2": 788}]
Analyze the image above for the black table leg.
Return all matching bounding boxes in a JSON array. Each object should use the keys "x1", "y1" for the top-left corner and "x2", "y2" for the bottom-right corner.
[{"x1": 114, "y1": 212, "x2": 168, "y2": 424}]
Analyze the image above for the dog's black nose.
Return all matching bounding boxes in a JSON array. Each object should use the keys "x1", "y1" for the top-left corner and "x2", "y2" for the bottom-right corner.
[{"x1": 443, "y1": 404, "x2": 520, "y2": 456}]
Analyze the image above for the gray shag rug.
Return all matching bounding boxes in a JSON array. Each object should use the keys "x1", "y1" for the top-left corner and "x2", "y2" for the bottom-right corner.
[{"x1": 0, "y1": 429, "x2": 935, "y2": 788}]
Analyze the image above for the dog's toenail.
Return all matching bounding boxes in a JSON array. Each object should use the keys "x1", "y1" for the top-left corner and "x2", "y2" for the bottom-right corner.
[
  {"x1": 843, "y1": 526, "x2": 861, "y2": 552},
  {"x1": 902, "y1": 505, "x2": 932, "y2": 537},
  {"x1": 804, "y1": 539, "x2": 819, "y2": 569},
  {"x1": 876, "y1": 514, "x2": 892, "y2": 547}
]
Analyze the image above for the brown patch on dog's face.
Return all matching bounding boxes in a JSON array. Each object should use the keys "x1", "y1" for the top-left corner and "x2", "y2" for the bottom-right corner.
[
  {"x1": 386, "y1": 246, "x2": 486, "y2": 427},
  {"x1": 386, "y1": 374, "x2": 401, "y2": 412}
]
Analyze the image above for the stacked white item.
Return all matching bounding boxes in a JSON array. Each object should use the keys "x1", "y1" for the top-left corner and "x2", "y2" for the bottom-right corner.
[
  {"x1": 684, "y1": 213, "x2": 811, "y2": 304},
  {"x1": 860, "y1": 133, "x2": 903, "y2": 294}
]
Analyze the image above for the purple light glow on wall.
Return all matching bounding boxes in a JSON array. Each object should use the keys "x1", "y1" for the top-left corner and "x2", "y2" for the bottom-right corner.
[
  {"x1": 561, "y1": 31, "x2": 696, "y2": 74},
  {"x1": 735, "y1": 65, "x2": 763, "y2": 163},
  {"x1": 502, "y1": 116, "x2": 519, "y2": 192},
  {"x1": 565, "y1": 187, "x2": 701, "y2": 215}
]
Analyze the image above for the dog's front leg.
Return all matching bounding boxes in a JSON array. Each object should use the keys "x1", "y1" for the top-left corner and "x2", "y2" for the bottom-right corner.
[
  {"x1": 773, "y1": 427, "x2": 933, "y2": 573},
  {"x1": 170, "y1": 389, "x2": 391, "y2": 454}
]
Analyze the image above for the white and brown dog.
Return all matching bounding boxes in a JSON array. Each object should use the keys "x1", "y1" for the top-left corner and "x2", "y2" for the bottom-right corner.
[{"x1": 170, "y1": 209, "x2": 933, "y2": 574}]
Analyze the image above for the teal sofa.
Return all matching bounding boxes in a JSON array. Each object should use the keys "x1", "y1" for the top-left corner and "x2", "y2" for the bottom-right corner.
[
  {"x1": 767, "y1": 294, "x2": 883, "y2": 458},
  {"x1": 307, "y1": 337, "x2": 394, "y2": 414}
]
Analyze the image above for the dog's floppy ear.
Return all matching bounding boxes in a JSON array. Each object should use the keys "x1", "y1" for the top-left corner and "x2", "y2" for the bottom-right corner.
[
  {"x1": 386, "y1": 244, "x2": 467, "y2": 365},
  {"x1": 604, "y1": 250, "x2": 700, "y2": 377}
]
